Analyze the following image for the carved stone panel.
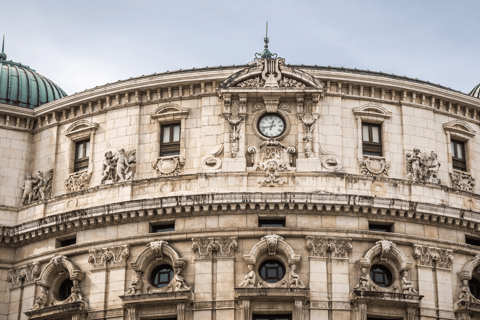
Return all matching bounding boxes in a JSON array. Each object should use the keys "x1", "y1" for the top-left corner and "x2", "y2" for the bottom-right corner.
[
  {"x1": 406, "y1": 148, "x2": 441, "y2": 184},
  {"x1": 191, "y1": 237, "x2": 238, "y2": 259},
  {"x1": 305, "y1": 236, "x2": 353, "y2": 258},
  {"x1": 21, "y1": 170, "x2": 54, "y2": 205},
  {"x1": 450, "y1": 171, "x2": 475, "y2": 191},
  {"x1": 7, "y1": 262, "x2": 41, "y2": 288},
  {"x1": 412, "y1": 244, "x2": 454, "y2": 269},
  {"x1": 87, "y1": 245, "x2": 130, "y2": 270},
  {"x1": 65, "y1": 171, "x2": 92, "y2": 193}
]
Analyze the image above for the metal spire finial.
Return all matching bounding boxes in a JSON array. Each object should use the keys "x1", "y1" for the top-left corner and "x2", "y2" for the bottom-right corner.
[
  {"x1": 0, "y1": 35, "x2": 6, "y2": 60},
  {"x1": 264, "y1": 21, "x2": 269, "y2": 49}
]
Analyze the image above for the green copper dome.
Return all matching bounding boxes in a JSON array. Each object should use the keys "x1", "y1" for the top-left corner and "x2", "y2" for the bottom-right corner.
[{"x1": 0, "y1": 46, "x2": 67, "y2": 109}]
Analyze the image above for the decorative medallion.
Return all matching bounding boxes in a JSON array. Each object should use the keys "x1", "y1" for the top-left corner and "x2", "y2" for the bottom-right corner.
[
  {"x1": 152, "y1": 155, "x2": 184, "y2": 177},
  {"x1": 358, "y1": 156, "x2": 390, "y2": 177}
]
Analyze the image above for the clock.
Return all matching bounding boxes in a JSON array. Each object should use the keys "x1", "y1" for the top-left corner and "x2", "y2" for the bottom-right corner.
[{"x1": 258, "y1": 113, "x2": 286, "y2": 138}]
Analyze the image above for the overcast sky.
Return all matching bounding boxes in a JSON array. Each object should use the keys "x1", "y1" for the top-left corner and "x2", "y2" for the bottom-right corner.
[{"x1": 1, "y1": 0, "x2": 479, "y2": 95}]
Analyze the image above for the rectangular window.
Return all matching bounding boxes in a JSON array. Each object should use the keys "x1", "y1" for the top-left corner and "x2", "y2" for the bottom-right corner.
[
  {"x1": 151, "y1": 223, "x2": 175, "y2": 233},
  {"x1": 253, "y1": 315, "x2": 292, "y2": 320},
  {"x1": 258, "y1": 218, "x2": 286, "y2": 227},
  {"x1": 362, "y1": 123, "x2": 382, "y2": 157},
  {"x1": 160, "y1": 123, "x2": 181, "y2": 156},
  {"x1": 56, "y1": 236, "x2": 77, "y2": 248},
  {"x1": 74, "y1": 139, "x2": 90, "y2": 172},
  {"x1": 466, "y1": 236, "x2": 480, "y2": 247},
  {"x1": 451, "y1": 139, "x2": 467, "y2": 171},
  {"x1": 369, "y1": 222, "x2": 393, "y2": 233}
]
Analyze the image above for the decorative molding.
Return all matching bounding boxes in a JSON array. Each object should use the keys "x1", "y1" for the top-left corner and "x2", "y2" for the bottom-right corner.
[
  {"x1": 412, "y1": 244, "x2": 454, "y2": 269},
  {"x1": 191, "y1": 237, "x2": 238, "y2": 259},
  {"x1": 358, "y1": 240, "x2": 410, "y2": 271},
  {"x1": 225, "y1": 101, "x2": 244, "y2": 158},
  {"x1": 193, "y1": 301, "x2": 213, "y2": 310},
  {"x1": 305, "y1": 236, "x2": 353, "y2": 258},
  {"x1": 352, "y1": 103, "x2": 392, "y2": 120},
  {"x1": 152, "y1": 155, "x2": 184, "y2": 177},
  {"x1": 310, "y1": 301, "x2": 329, "y2": 309},
  {"x1": 64, "y1": 120, "x2": 98, "y2": 140},
  {"x1": 36, "y1": 255, "x2": 85, "y2": 288},
  {"x1": 65, "y1": 171, "x2": 92, "y2": 193},
  {"x1": 257, "y1": 159, "x2": 288, "y2": 187},
  {"x1": 443, "y1": 120, "x2": 476, "y2": 138},
  {"x1": 299, "y1": 114, "x2": 318, "y2": 158},
  {"x1": 243, "y1": 233, "x2": 300, "y2": 266},
  {"x1": 358, "y1": 156, "x2": 390, "y2": 177},
  {"x1": 87, "y1": 245, "x2": 130, "y2": 270},
  {"x1": 130, "y1": 240, "x2": 185, "y2": 272},
  {"x1": 201, "y1": 145, "x2": 223, "y2": 171},
  {"x1": 406, "y1": 148, "x2": 441, "y2": 184},
  {"x1": 214, "y1": 300, "x2": 235, "y2": 309},
  {"x1": 150, "y1": 104, "x2": 189, "y2": 122},
  {"x1": 450, "y1": 171, "x2": 475, "y2": 192},
  {"x1": 7, "y1": 262, "x2": 41, "y2": 288},
  {"x1": 21, "y1": 170, "x2": 54, "y2": 205},
  {"x1": 100, "y1": 149, "x2": 136, "y2": 184}
]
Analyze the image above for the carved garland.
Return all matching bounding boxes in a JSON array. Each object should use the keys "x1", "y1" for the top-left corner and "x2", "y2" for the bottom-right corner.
[
  {"x1": 191, "y1": 237, "x2": 238, "y2": 259},
  {"x1": 305, "y1": 236, "x2": 352, "y2": 258},
  {"x1": 88, "y1": 245, "x2": 130, "y2": 270}
]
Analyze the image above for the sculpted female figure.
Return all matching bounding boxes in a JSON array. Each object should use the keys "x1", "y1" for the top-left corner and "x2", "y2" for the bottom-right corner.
[
  {"x1": 401, "y1": 270, "x2": 417, "y2": 294},
  {"x1": 288, "y1": 264, "x2": 305, "y2": 288},
  {"x1": 238, "y1": 264, "x2": 256, "y2": 288}
]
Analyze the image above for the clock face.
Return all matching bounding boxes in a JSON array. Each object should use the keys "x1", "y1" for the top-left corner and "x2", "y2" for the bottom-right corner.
[{"x1": 258, "y1": 114, "x2": 285, "y2": 138}]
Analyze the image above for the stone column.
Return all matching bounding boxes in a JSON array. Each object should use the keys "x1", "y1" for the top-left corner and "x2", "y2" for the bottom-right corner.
[
  {"x1": 308, "y1": 256, "x2": 328, "y2": 320},
  {"x1": 331, "y1": 257, "x2": 351, "y2": 320},
  {"x1": 215, "y1": 257, "x2": 235, "y2": 319},
  {"x1": 107, "y1": 266, "x2": 127, "y2": 310},
  {"x1": 89, "y1": 268, "x2": 107, "y2": 311},
  {"x1": 20, "y1": 283, "x2": 36, "y2": 320},
  {"x1": 417, "y1": 265, "x2": 436, "y2": 320},
  {"x1": 194, "y1": 258, "x2": 213, "y2": 320},
  {"x1": 436, "y1": 267, "x2": 454, "y2": 320},
  {"x1": 239, "y1": 299, "x2": 251, "y2": 320}
]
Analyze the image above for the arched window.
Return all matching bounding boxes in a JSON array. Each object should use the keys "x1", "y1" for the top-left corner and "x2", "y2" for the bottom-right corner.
[
  {"x1": 469, "y1": 277, "x2": 480, "y2": 299},
  {"x1": 59, "y1": 278, "x2": 74, "y2": 300},
  {"x1": 370, "y1": 265, "x2": 392, "y2": 287},
  {"x1": 150, "y1": 264, "x2": 174, "y2": 288},
  {"x1": 259, "y1": 260, "x2": 286, "y2": 283}
]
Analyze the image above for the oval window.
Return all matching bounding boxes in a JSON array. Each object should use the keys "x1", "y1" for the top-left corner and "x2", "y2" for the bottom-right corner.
[
  {"x1": 370, "y1": 264, "x2": 393, "y2": 287},
  {"x1": 259, "y1": 260, "x2": 286, "y2": 283},
  {"x1": 469, "y1": 277, "x2": 480, "y2": 299},
  {"x1": 59, "y1": 278, "x2": 74, "y2": 300},
  {"x1": 150, "y1": 264, "x2": 174, "y2": 288}
]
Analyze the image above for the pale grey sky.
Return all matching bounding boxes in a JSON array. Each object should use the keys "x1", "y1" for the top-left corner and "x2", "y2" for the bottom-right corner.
[{"x1": 1, "y1": 0, "x2": 479, "y2": 95}]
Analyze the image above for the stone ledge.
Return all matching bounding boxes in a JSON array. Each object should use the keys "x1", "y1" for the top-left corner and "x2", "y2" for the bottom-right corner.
[
  {"x1": 352, "y1": 290, "x2": 423, "y2": 306},
  {"x1": 24, "y1": 301, "x2": 87, "y2": 319},
  {"x1": 455, "y1": 300, "x2": 480, "y2": 313},
  {"x1": 235, "y1": 287, "x2": 309, "y2": 300},
  {"x1": 119, "y1": 291, "x2": 192, "y2": 307}
]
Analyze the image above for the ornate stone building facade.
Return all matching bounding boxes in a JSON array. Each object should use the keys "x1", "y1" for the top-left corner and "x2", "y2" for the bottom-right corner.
[{"x1": 2, "y1": 38, "x2": 480, "y2": 320}]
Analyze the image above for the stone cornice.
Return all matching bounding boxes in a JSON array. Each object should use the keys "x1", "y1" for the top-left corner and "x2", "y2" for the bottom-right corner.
[{"x1": 2, "y1": 190, "x2": 480, "y2": 247}]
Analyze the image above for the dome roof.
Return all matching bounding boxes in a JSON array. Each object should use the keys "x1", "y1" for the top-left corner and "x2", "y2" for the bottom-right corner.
[
  {"x1": 0, "y1": 52, "x2": 67, "y2": 109},
  {"x1": 469, "y1": 83, "x2": 480, "y2": 99}
]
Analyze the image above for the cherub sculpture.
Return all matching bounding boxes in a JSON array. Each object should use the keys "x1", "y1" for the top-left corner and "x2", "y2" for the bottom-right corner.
[
  {"x1": 32, "y1": 287, "x2": 48, "y2": 310},
  {"x1": 172, "y1": 267, "x2": 190, "y2": 291},
  {"x1": 238, "y1": 264, "x2": 256, "y2": 288},
  {"x1": 401, "y1": 270, "x2": 417, "y2": 294},
  {"x1": 288, "y1": 264, "x2": 305, "y2": 288},
  {"x1": 125, "y1": 271, "x2": 143, "y2": 295},
  {"x1": 353, "y1": 267, "x2": 370, "y2": 291},
  {"x1": 21, "y1": 173, "x2": 37, "y2": 205},
  {"x1": 100, "y1": 151, "x2": 115, "y2": 184},
  {"x1": 113, "y1": 149, "x2": 130, "y2": 181}
]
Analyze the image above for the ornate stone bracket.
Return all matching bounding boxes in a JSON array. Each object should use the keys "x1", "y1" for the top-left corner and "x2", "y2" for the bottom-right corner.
[
  {"x1": 65, "y1": 171, "x2": 92, "y2": 193},
  {"x1": 7, "y1": 262, "x2": 41, "y2": 288},
  {"x1": 152, "y1": 155, "x2": 185, "y2": 177},
  {"x1": 412, "y1": 244, "x2": 454, "y2": 269},
  {"x1": 305, "y1": 236, "x2": 352, "y2": 258},
  {"x1": 191, "y1": 236, "x2": 238, "y2": 259},
  {"x1": 451, "y1": 171, "x2": 475, "y2": 192},
  {"x1": 358, "y1": 156, "x2": 390, "y2": 177},
  {"x1": 88, "y1": 245, "x2": 130, "y2": 270},
  {"x1": 406, "y1": 148, "x2": 441, "y2": 184}
]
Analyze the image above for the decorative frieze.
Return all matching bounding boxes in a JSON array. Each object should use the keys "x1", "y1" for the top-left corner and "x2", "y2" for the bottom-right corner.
[
  {"x1": 305, "y1": 236, "x2": 353, "y2": 258},
  {"x1": 450, "y1": 171, "x2": 475, "y2": 191},
  {"x1": 87, "y1": 245, "x2": 130, "y2": 270},
  {"x1": 191, "y1": 236, "x2": 238, "y2": 259},
  {"x1": 358, "y1": 156, "x2": 390, "y2": 177},
  {"x1": 152, "y1": 155, "x2": 184, "y2": 177},
  {"x1": 65, "y1": 171, "x2": 92, "y2": 193},
  {"x1": 100, "y1": 149, "x2": 136, "y2": 184},
  {"x1": 412, "y1": 244, "x2": 454, "y2": 269},
  {"x1": 21, "y1": 170, "x2": 54, "y2": 205},
  {"x1": 7, "y1": 262, "x2": 41, "y2": 288},
  {"x1": 406, "y1": 148, "x2": 441, "y2": 184}
]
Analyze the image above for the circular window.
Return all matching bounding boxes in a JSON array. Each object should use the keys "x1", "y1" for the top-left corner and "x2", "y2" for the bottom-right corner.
[
  {"x1": 259, "y1": 260, "x2": 286, "y2": 283},
  {"x1": 469, "y1": 277, "x2": 480, "y2": 299},
  {"x1": 257, "y1": 113, "x2": 286, "y2": 138},
  {"x1": 150, "y1": 264, "x2": 174, "y2": 288},
  {"x1": 59, "y1": 278, "x2": 74, "y2": 300},
  {"x1": 370, "y1": 265, "x2": 393, "y2": 287}
]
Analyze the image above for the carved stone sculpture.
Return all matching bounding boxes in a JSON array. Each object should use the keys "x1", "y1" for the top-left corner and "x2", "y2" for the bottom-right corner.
[
  {"x1": 31, "y1": 287, "x2": 49, "y2": 310},
  {"x1": 148, "y1": 241, "x2": 167, "y2": 260},
  {"x1": 377, "y1": 240, "x2": 395, "y2": 260},
  {"x1": 458, "y1": 279, "x2": 477, "y2": 303},
  {"x1": 305, "y1": 237, "x2": 353, "y2": 258},
  {"x1": 238, "y1": 264, "x2": 256, "y2": 288},
  {"x1": 406, "y1": 148, "x2": 441, "y2": 184},
  {"x1": 358, "y1": 157, "x2": 390, "y2": 177},
  {"x1": 225, "y1": 102, "x2": 244, "y2": 158},
  {"x1": 257, "y1": 159, "x2": 287, "y2": 187},
  {"x1": 280, "y1": 77, "x2": 306, "y2": 88},
  {"x1": 353, "y1": 267, "x2": 370, "y2": 291},
  {"x1": 65, "y1": 171, "x2": 92, "y2": 193},
  {"x1": 237, "y1": 77, "x2": 264, "y2": 88},
  {"x1": 7, "y1": 262, "x2": 41, "y2": 288},
  {"x1": 152, "y1": 156, "x2": 184, "y2": 177},
  {"x1": 401, "y1": 270, "x2": 417, "y2": 294},
  {"x1": 125, "y1": 271, "x2": 143, "y2": 295},
  {"x1": 288, "y1": 264, "x2": 305, "y2": 288},
  {"x1": 21, "y1": 170, "x2": 54, "y2": 205},
  {"x1": 100, "y1": 149, "x2": 136, "y2": 184},
  {"x1": 61, "y1": 280, "x2": 84, "y2": 304},
  {"x1": 412, "y1": 244, "x2": 454, "y2": 269},
  {"x1": 191, "y1": 237, "x2": 238, "y2": 259},
  {"x1": 450, "y1": 171, "x2": 475, "y2": 191},
  {"x1": 300, "y1": 114, "x2": 318, "y2": 158},
  {"x1": 262, "y1": 233, "x2": 283, "y2": 256},
  {"x1": 88, "y1": 245, "x2": 130, "y2": 270},
  {"x1": 172, "y1": 267, "x2": 190, "y2": 291}
]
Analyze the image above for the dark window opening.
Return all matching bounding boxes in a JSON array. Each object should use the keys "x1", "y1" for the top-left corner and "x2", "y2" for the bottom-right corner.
[
  {"x1": 466, "y1": 236, "x2": 480, "y2": 247},
  {"x1": 59, "y1": 278, "x2": 74, "y2": 300},
  {"x1": 259, "y1": 218, "x2": 286, "y2": 227},
  {"x1": 369, "y1": 222, "x2": 392, "y2": 233},
  {"x1": 160, "y1": 123, "x2": 181, "y2": 156},
  {"x1": 370, "y1": 264, "x2": 393, "y2": 287},
  {"x1": 469, "y1": 277, "x2": 480, "y2": 299},
  {"x1": 58, "y1": 237, "x2": 76, "y2": 248},
  {"x1": 74, "y1": 139, "x2": 90, "y2": 172},
  {"x1": 151, "y1": 223, "x2": 175, "y2": 233},
  {"x1": 253, "y1": 315, "x2": 292, "y2": 320},
  {"x1": 451, "y1": 139, "x2": 467, "y2": 172},
  {"x1": 362, "y1": 123, "x2": 382, "y2": 157},
  {"x1": 150, "y1": 264, "x2": 174, "y2": 288},
  {"x1": 259, "y1": 260, "x2": 286, "y2": 283}
]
